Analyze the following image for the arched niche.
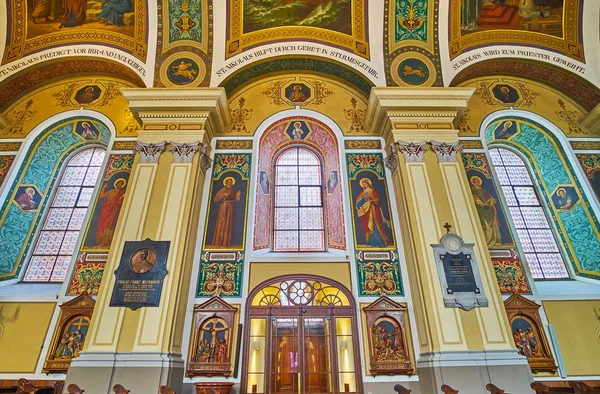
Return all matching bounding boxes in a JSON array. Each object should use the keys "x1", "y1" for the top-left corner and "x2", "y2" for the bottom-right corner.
[{"x1": 0, "y1": 115, "x2": 111, "y2": 282}]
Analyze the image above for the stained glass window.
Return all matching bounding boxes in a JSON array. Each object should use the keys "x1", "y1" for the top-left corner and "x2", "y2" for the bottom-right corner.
[
  {"x1": 23, "y1": 148, "x2": 106, "y2": 282},
  {"x1": 489, "y1": 148, "x2": 569, "y2": 279},
  {"x1": 273, "y1": 147, "x2": 325, "y2": 251}
]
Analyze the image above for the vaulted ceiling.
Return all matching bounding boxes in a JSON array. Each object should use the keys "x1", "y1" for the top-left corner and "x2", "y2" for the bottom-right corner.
[{"x1": 0, "y1": 0, "x2": 597, "y2": 98}]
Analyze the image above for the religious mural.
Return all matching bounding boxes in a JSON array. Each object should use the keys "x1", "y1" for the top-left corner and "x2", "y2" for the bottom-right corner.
[
  {"x1": 198, "y1": 153, "x2": 251, "y2": 297},
  {"x1": 486, "y1": 118, "x2": 600, "y2": 280},
  {"x1": 449, "y1": 0, "x2": 583, "y2": 61},
  {"x1": 0, "y1": 118, "x2": 110, "y2": 282},
  {"x1": 3, "y1": 0, "x2": 147, "y2": 64},
  {"x1": 67, "y1": 154, "x2": 133, "y2": 295},
  {"x1": 346, "y1": 153, "x2": 402, "y2": 296},
  {"x1": 226, "y1": 0, "x2": 368, "y2": 58},
  {"x1": 577, "y1": 154, "x2": 600, "y2": 202},
  {"x1": 0, "y1": 156, "x2": 15, "y2": 187}
]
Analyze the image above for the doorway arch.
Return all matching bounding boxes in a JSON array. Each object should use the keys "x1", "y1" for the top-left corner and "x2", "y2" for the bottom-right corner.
[{"x1": 241, "y1": 274, "x2": 362, "y2": 394}]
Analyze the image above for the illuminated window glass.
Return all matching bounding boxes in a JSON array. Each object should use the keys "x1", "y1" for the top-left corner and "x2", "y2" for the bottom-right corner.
[
  {"x1": 489, "y1": 148, "x2": 569, "y2": 279},
  {"x1": 273, "y1": 147, "x2": 325, "y2": 251},
  {"x1": 23, "y1": 148, "x2": 106, "y2": 282}
]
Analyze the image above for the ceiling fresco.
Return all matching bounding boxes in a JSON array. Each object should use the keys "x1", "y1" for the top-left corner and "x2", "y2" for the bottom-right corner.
[{"x1": 0, "y1": 0, "x2": 598, "y2": 92}]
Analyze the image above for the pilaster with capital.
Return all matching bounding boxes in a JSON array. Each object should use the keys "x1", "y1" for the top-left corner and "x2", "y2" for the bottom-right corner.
[
  {"x1": 366, "y1": 88, "x2": 518, "y2": 358},
  {"x1": 67, "y1": 88, "x2": 230, "y2": 394}
]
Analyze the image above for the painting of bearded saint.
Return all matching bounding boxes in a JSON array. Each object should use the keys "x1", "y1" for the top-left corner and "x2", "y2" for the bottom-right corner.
[
  {"x1": 355, "y1": 177, "x2": 393, "y2": 248},
  {"x1": 84, "y1": 174, "x2": 128, "y2": 249},
  {"x1": 470, "y1": 175, "x2": 502, "y2": 246},
  {"x1": 208, "y1": 175, "x2": 243, "y2": 249}
]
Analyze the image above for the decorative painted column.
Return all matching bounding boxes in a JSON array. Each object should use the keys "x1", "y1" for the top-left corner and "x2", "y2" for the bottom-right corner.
[
  {"x1": 66, "y1": 89, "x2": 230, "y2": 394},
  {"x1": 366, "y1": 88, "x2": 534, "y2": 394}
]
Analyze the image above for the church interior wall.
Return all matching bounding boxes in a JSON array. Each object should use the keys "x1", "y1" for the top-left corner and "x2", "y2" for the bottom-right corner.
[{"x1": 0, "y1": 0, "x2": 598, "y2": 391}]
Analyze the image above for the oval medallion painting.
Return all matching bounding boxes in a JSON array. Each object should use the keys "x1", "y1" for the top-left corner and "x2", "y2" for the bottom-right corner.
[
  {"x1": 398, "y1": 58, "x2": 429, "y2": 86},
  {"x1": 167, "y1": 58, "x2": 200, "y2": 85}
]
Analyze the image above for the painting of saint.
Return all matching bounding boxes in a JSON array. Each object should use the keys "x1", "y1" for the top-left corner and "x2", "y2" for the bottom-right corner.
[
  {"x1": 26, "y1": 0, "x2": 135, "y2": 39},
  {"x1": 259, "y1": 170, "x2": 270, "y2": 195},
  {"x1": 460, "y1": 0, "x2": 563, "y2": 37},
  {"x1": 327, "y1": 170, "x2": 339, "y2": 194},
  {"x1": 285, "y1": 84, "x2": 311, "y2": 104},
  {"x1": 83, "y1": 172, "x2": 130, "y2": 250},
  {"x1": 351, "y1": 173, "x2": 394, "y2": 249},
  {"x1": 75, "y1": 121, "x2": 99, "y2": 140},
  {"x1": 494, "y1": 120, "x2": 517, "y2": 140},
  {"x1": 205, "y1": 172, "x2": 247, "y2": 249},
  {"x1": 53, "y1": 316, "x2": 89, "y2": 359},
  {"x1": 492, "y1": 84, "x2": 520, "y2": 104},
  {"x1": 129, "y1": 248, "x2": 156, "y2": 273},
  {"x1": 14, "y1": 186, "x2": 41, "y2": 211},
  {"x1": 466, "y1": 169, "x2": 512, "y2": 246},
  {"x1": 243, "y1": 0, "x2": 352, "y2": 35},
  {"x1": 75, "y1": 85, "x2": 101, "y2": 105},
  {"x1": 285, "y1": 121, "x2": 309, "y2": 140},
  {"x1": 551, "y1": 186, "x2": 579, "y2": 211},
  {"x1": 511, "y1": 316, "x2": 544, "y2": 358}
]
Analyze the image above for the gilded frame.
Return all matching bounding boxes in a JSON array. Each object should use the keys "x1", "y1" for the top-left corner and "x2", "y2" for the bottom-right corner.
[
  {"x1": 448, "y1": 0, "x2": 583, "y2": 62},
  {"x1": 2, "y1": 0, "x2": 148, "y2": 64},
  {"x1": 226, "y1": 0, "x2": 369, "y2": 60}
]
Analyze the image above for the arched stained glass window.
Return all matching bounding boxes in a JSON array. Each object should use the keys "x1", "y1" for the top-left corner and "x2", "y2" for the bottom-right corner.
[
  {"x1": 273, "y1": 147, "x2": 325, "y2": 251},
  {"x1": 489, "y1": 148, "x2": 569, "y2": 279},
  {"x1": 23, "y1": 148, "x2": 106, "y2": 282}
]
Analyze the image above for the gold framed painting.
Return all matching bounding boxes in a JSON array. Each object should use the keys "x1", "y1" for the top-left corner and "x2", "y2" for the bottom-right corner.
[{"x1": 226, "y1": 0, "x2": 369, "y2": 60}]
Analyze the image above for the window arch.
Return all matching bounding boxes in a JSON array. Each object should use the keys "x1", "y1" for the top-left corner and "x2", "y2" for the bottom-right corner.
[
  {"x1": 273, "y1": 146, "x2": 326, "y2": 252},
  {"x1": 489, "y1": 148, "x2": 569, "y2": 279},
  {"x1": 23, "y1": 147, "x2": 106, "y2": 282}
]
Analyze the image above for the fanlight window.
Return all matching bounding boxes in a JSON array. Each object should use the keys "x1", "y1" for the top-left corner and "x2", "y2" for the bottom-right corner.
[
  {"x1": 23, "y1": 148, "x2": 106, "y2": 282},
  {"x1": 489, "y1": 148, "x2": 569, "y2": 279},
  {"x1": 252, "y1": 279, "x2": 350, "y2": 307},
  {"x1": 273, "y1": 147, "x2": 325, "y2": 251}
]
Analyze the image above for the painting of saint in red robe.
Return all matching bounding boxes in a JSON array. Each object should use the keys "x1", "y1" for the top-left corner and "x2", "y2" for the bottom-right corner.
[
  {"x1": 83, "y1": 173, "x2": 129, "y2": 249},
  {"x1": 351, "y1": 174, "x2": 394, "y2": 249},
  {"x1": 205, "y1": 172, "x2": 247, "y2": 249}
]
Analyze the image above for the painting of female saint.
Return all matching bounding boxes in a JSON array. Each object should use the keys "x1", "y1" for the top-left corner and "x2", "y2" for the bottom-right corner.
[
  {"x1": 53, "y1": 316, "x2": 90, "y2": 359},
  {"x1": 83, "y1": 172, "x2": 129, "y2": 250},
  {"x1": 551, "y1": 186, "x2": 580, "y2": 211},
  {"x1": 243, "y1": 0, "x2": 352, "y2": 35},
  {"x1": 511, "y1": 316, "x2": 545, "y2": 359},
  {"x1": 350, "y1": 172, "x2": 395, "y2": 249},
  {"x1": 460, "y1": 0, "x2": 564, "y2": 37},
  {"x1": 205, "y1": 171, "x2": 247, "y2": 250},
  {"x1": 466, "y1": 170, "x2": 512, "y2": 246}
]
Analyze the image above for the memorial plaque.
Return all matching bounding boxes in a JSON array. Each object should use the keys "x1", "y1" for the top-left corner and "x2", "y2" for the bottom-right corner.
[
  {"x1": 110, "y1": 239, "x2": 170, "y2": 310},
  {"x1": 431, "y1": 230, "x2": 488, "y2": 310},
  {"x1": 441, "y1": 252, "x2": 479, "y2": 294}
]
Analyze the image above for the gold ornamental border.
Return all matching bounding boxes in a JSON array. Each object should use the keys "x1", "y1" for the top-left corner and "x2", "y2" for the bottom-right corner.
[
  {"x1": 3, "y1": 0, "x2": 148, "y2": 64},
  {"x1": 449, "y1": 0, "x2": 583, "y2": 62},
  {"x1": 226, "y1": 0, "x2": 369, "y2": 60}
]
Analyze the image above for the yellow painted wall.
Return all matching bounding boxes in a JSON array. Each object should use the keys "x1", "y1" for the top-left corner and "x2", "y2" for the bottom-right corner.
[
  {"x1": 543, "y1": 300, "x2": 600, "y2": 376},
  {"x1": 0, "y1": 302, "x2": 55, "y2": 373},
  {"x1": 249, "y1": 262, "x2": 352, "y2": 292}
]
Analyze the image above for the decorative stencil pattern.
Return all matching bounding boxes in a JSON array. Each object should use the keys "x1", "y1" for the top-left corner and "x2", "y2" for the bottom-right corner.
[
  {"x1": 169, "y1": 0, "x2": 203, "y2": 43},
  {"x1": 66, "y1": 257, "x2": 105, "y2": 295},
  {"x1": 197, "y1": 153, "x2": 252, "y2": 297},
  {"x1": 0, "y1": 118, "x2": 109, "y2": 281},
  {"x1": 0, "y1": 156, "x2": 15, "y2": 186},
  {"x1": 395, "y1": 0, "x2": 427, "y2": 41},
  {"x1": 492, "y1": 256, "x2": 531, "y2": 294},
  {"x1": 346, "y1": 152, "x2": 402, "y2": 296},
  {"x1": 485, "y1": 118, "x2": 600, "y2": 280}
]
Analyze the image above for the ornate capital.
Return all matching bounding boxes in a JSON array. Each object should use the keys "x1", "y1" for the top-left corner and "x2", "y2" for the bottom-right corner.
[
  {"x1": 397, "y1": 141, "x2": 427, "y2": 162},
  {"x1": 430, "y1": 140, "x2": 462, "y2": 162},
  {"x1": 134, "y1": 141, "x2": 166, "y2": 163},
  {"x1": 384, "y1": 143, "x2": 399, "y2": 172},
  {"x1": 168, "y1": 141, "x2": 200, "y2": 163},
  {"x1": 198, "y1": 143, "x2": 212, "y2": 174}
]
